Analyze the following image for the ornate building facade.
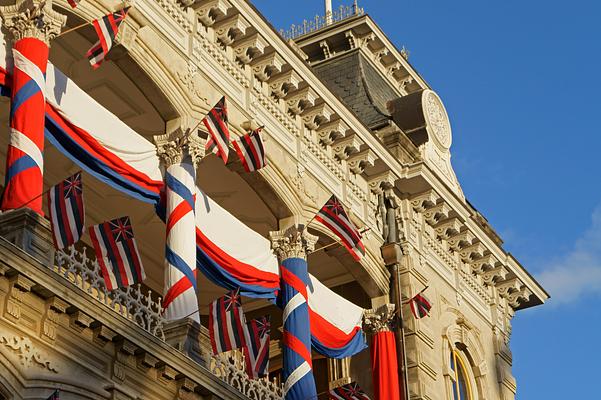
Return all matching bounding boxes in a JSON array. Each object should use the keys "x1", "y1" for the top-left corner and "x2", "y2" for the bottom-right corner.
[{"x1": 0, "y1": 1, "x2": 548, "y2": 400}]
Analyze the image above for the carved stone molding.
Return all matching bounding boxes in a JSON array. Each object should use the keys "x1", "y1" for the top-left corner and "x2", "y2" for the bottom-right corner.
[
  {"x1": 0, "y1": 332, "x2": 59, "y2": 372},
  {"x1": 269, "y1": 224, "x2": 318, "y2": 261},
  {"x1": 363, "y1": 304, "x2": 395, "y2": 333},
  {"x1": 154, "y1": 128, "x2": 206, "y2": 169},
  {"x1": 0, "y1": 0, "x2": 66, "y2": 44}
]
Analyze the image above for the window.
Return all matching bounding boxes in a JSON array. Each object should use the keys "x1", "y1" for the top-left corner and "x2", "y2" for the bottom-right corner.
[{"x1": 450, "y1": 350, "x2": 473, "y2": 400}]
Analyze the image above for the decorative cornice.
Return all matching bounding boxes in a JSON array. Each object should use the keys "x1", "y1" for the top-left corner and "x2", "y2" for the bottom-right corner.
[
  {"x1": 0, "y1": 0, "x2": 66, "y2": 44},
  {"x1": 269, "y1": 224, "x2": 317, "y2": 261},
  {"x1": 363, "y1": 304, "x2": 395, "y2": 333},
  {"x1": 154, "y1": 128, "x2": 206, "y2": 169}
]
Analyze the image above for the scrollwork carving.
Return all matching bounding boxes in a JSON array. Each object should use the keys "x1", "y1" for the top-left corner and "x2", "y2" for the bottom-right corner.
[
  {"x1": 0, "y1": 0, "x2": 66, "y2": 44},
  {"x1": 270, "y1": 224, "x2": 317, "y2": 261},
  {"x1": 0, "y1": 332, "x2": 58, "y2": 372}
]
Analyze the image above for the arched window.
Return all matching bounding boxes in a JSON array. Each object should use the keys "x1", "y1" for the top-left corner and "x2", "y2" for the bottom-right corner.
[{"x1": 450, "y1": 350, "x2": 473, "y2": 400}]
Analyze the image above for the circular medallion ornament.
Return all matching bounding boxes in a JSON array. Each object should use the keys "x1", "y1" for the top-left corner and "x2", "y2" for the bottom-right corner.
[{"x1": 423, "y1": 90, "x2": 452, "y2": 150}]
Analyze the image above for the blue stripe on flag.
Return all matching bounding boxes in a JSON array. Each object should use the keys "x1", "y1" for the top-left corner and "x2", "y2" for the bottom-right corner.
[
  {"x1": 10, "y1": 79, "x2": 40, "y2": 120},
  {"x1": 97, "y1": 224, "x2": 124, "y2": 289},
  {"x1": 166, "y1": 173, "x2": 195, "y2": 210},
  {"x1": 6, "y1": 154, "x2": 37, "y2": 181},
  {"x1": 165, "y1": 246, "x2": 197, "y2": 291}
]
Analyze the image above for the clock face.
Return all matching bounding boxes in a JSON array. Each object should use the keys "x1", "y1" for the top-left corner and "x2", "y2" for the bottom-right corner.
[{"x1": 423, "y1": 90, "x2": 452, "y2": 150}]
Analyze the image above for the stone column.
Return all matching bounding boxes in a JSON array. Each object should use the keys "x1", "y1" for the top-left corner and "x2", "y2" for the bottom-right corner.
[
  {"x1": 0, "y1": 0, "x2": 66, "y2": 214},
  {"x1": 364, "y1": 304, "x2": 400, "y2": 400},
  {"x1": 154, "y1": 128, "x2": 204, "y2": 323},
  {"x1": 270, "y1": 224, "x2": 318, "y2": 400}
]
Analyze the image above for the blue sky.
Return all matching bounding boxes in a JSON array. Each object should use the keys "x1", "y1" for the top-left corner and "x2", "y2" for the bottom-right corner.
[{"x1": 252, "y1": 0, "x2": 600, "y2": 397}]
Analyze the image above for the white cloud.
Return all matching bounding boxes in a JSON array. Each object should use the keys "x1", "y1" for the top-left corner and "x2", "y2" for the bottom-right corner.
[{"x1": 537, "y1": 206, "x2": 601, "y2": 304}]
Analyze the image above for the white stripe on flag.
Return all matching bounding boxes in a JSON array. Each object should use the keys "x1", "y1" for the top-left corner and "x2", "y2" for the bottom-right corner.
[
  {"x1": 249, "y1": 134, "x2": 264, "y2": 168},
  {"x1": 12, "y1": 48, "x2": 46, "y2": 98},
  {"x1": 205, "y1": 116, "x2": 228, "y2": 157},
  {"x1": 212, "y1": 301, "x2": 222, "y2": 353},
  {"x1": 65, "y1": 197, "x2": 80, "y2": 244},
  {"x1": 283, "y1": 292, "x2": 305, "y2": 324},
  {"x1": 98, "y1": 19, "x2": 114, "y2": 50},
  {"x1": 130, "y1": 239, "x2": 145, "y2": 280},
  {"x1": 10, "y1": 128, "x2": 43, "y2": 171},
  {"x1": 225, "y1": 307, "x2": 237, "y2": 348},
  {"x1": 318, "y1": 212, "x2": 356, "y2": 249},
  {"x1": 235, "y1": 137, "x2": 254, "y2": 170},
  {"x1": 284, "y1": 361, "x2": 311, "y2": 396},
  {"x1": 116, "y1": 241, "x2": 134, "y2": 286},
  {"x1": 95, "y1": 225, "x2": 118, "y2": 290},
  {"x1": 48, "y1": 188, "x2": 64, "y2": 249}
]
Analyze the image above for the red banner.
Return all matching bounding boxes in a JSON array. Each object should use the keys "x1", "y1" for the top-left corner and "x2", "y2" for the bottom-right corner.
[{"x1": 371, "y1": 331, "x2": 401, "y2": 400}]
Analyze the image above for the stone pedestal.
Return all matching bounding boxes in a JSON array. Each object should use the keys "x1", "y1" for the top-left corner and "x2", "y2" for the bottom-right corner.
[
  {"x1": 163, "y1": 317, "x2": 206, "y2": 365},
  {"x1": 0, "y1": 208, "x2": 55, "y2": 267}
]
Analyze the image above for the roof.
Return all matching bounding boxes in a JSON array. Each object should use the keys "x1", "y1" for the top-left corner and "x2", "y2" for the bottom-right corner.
[{"x1": 313, "y1": 50, "x2": 399, "y2": 129}]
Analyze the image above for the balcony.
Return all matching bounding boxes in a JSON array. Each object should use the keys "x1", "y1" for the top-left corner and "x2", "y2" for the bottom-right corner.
[{"x1": 0, "y1": 209, "x2": 283, "y2": 399}]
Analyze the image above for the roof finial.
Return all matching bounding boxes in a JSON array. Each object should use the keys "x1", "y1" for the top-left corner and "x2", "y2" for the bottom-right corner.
[
  {"x1": 353, "y1": 0, "x2": 359, "y2": 15},
  {"x1": 325, "y1": 0, "x2": 333, "y2": 25}
]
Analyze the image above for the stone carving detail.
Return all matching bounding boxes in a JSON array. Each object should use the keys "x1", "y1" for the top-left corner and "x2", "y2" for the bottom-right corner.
[
  {"x1": 0, "y1": 0, "x2": 66, "y2": 44},
  {"x1": 54, "y1": 247, "x2": 165, "y2": 339},
  {"x1": 0, "y1": 332, "x2": 58, "y2": 372},
  {"x1": 210, "y1": 351, "x2": 283, "y2": 399},
  {"x1": 6, "y1": 275, "x2": 33, "y2": 320},
  {"x1": 154, "y1": 128, "x2": 206, "y2": 168},
  {"x1": 175, "y1": 63, "x2": 209, "y2": 104},
  {"x1": 270, "y1": 224, "x2": 318, "y2": 261},
  {"x1": 363, "y1": 304, "x2": 396, "y2": 333},
  {"x1": 424, "y1": 91, "x2": 452, "y2": 150}
]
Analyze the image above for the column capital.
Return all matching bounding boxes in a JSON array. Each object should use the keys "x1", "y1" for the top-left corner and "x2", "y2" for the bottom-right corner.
[
  {"x1": 269, "y1": 224, "x2": 317, "y2": 261},
  {"x1": 0, "y1": 0, "x2": 66, "y2": 44},
  {"x1": 363, "y1": 304, "x2": 396, "y2": 333},
  {"x1": 154, "y1": 128, "x2": 205, "y2": 169}
]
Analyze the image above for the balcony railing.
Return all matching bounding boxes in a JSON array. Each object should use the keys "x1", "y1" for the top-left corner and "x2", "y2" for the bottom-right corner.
[
  {"x1": 53, "y1": 246, "x2": 283, "y2": 399},
  {"x1": 279, "y1": 2, "x2": 365, "y2": 41}
]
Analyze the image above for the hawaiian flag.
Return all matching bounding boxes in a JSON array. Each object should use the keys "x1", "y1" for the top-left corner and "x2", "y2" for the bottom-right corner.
[
  {"x1": 243, "y1": 315, "x2": 270, "y2": 379},
  {"x1": 203, "y1": 97, "x2": 230, "y2": 163},
  {"x1": 89, "y1": 216, "x2": 146, "y2": 291},
  {"x1": 68, "y1": 0, "x2": 80, "y2": 8},
  {"x1": 232, "y1": 128, "x2": 266, "y2": 172},
  {"x1": 315, "y1": 195, "x2": 366, "y2": 261},
  {"x1": 410, "y1": 292, "x2": 432, "y2": 319},
  {"x1": 47, "y1": 390, "x2": 60, "y2": 400},
  {"x1": 209, "y1": 289, "x2": 247, "y2": 355},
  {"x1": 47, "y1": 172, "x2": 85, "y2": 250},
  {"x1": 329, "y1": 382, "x2": 371, "y2": 400},
  {"x1": 86, "y1": 7, "x2": 130, "y2": 69}
]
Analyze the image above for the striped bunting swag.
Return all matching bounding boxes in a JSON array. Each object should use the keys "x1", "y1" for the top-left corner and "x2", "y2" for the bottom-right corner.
[
  {"x1": 47, "y1": 390, "x2": 60, "y2": 400},
  {"x1": 329, "y1": 382, "x2": 371, "y2": 400},
  {"x1": 232, "y1": 128, "x2": 266, "y2": 172},
  {"x1": 243, "y1": 315, "x2": 270, "y2": 379},
  {"x1": 67, "y1": 0, "x2": 80, "y2": 8},
  {"x1": 47, "y1": 172, "x2": 85, "y2": 250},
  {"x1": 315, "y1": 195, "x2": 366, "y2": 261},
  {"x1": 89, "y1": 216, "x2": 146, "y2": 291},
  {"x1": 410, "y1": 292, "x2": 432, "y2": 319},
  {"x1": 86, "y1": 7, "x2": 130, "y2": 69},
  {"x1": 209, "y1": 289, "x2": 247, "y2": 355},
  {"x1": 203, "y1": 97, "x2": 230, "y2": 164}
]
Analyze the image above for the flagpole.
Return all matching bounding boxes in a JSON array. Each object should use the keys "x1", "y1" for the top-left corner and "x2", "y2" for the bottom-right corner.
[
  {"x1": 56, "y1": 21, "x2": 91, "y2": 38},
  {"x1": 309, "y1": 227, "x2": 370, "y2": 255}
]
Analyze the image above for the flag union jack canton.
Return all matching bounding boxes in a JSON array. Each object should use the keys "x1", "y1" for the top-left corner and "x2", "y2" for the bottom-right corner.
[
  {"x1": 232, "y1": 128, "x2": 266, "y2": 172},
  {"x1": 203, "y1": 97, "x2": 230, "y2": 163},
  {"x1": 329, "y1": 382, "x2": 371, "y2": 400},
  {"x1": 209, "y1": 289, "x2": 247, "y2": 355},
  {"x1": 89, "y1": 216, "x2": 146, "y2": 291},
  {"x1": 315, "y1": 195, "x2": 366, "y2": 261},
  {"x1": 87, "y1": 7, "x2": 130, "y2": 69},
  {"x1": 47, "y1": 172, "x2": 85, "y2": 250},
  {"x1": 243, "y1": 315, "x2": 270, "y2": 379},
  {"x1": 410, "y1": 292, "x2": 432, "y2": 319}
]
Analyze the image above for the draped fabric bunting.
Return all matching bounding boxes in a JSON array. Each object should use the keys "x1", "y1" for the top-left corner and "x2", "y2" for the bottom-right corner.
[
  {"x1": 1, "y1": 37, "x2": 49, "y2": 215},
  {"x1": 0, "y1": 33, "x2": 366, "y2": 359},
  {"x1": 371, "y1": 331, "x2": 400, "y2": 400}
]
